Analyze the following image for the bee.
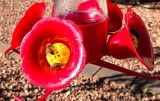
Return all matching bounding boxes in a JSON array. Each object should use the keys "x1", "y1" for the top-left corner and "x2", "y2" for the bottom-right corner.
[
  {"x1": 46, "y1": 43, "x2": 54, "y2": 55},
  {"x1": 50, "y1": 62, "x2": 62, "y2": 68},
  {"x1": 46, "y1": 43, "x2": 63, "y2": 69}
]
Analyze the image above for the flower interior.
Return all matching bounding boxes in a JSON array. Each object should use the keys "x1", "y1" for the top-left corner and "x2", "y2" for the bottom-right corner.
[
  {"x1": 46, "y1": 43, "x2": 71, "y2": 69},
  {"x1": 130, "y1": 29, "x2": 139, "y2": 49}
]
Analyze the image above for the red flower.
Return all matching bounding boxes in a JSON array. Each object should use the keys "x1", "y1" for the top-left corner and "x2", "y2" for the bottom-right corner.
[
  {"x1": 5, "y1": 2, "x2": 45, "y2": 54},
  {"x1": 106, "y1": 8, "x2": 154, "y2": 70},
  {"x1": 5, "y1": 2, "x2": 86, "y2": 99},
  {"x1": 21, "y1": 17, "x2": 86, "y2": 90}
]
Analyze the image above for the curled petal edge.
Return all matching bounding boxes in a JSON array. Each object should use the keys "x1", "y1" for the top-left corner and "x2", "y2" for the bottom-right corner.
[
  {"x1": 20, "y1": 17, "x2": 86, "y2": 90},
  {"x1": 105, "y1": 8, "x2": 154, "y2": 71}
]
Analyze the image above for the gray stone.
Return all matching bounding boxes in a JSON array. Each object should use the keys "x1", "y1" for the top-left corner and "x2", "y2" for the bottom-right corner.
[
  {"x1": 0, "y1": 44, "x2": 20, "y2": 59},
  {"x1": 80, "y1": 64, "x2": 101, "y2": 78},
  {"x1": 0, "y1": 44, "x2": 10, "y2": 54}
]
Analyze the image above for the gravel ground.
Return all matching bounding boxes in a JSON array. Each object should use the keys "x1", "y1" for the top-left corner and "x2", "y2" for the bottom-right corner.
[{"x1": 0, "y1": 0, "x2": 160, "y2": 101}]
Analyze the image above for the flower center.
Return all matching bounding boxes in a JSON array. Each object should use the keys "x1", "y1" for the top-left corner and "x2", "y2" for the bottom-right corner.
[
  {"x1": 46, "y1": 43, "x2": 71, "y2": 69},
  {"x1": 130, "y1": 29, "x2": 139, "y2": 49},
  {"x1": 131, "y1": 34, "x2": 138, "y2": 49}
]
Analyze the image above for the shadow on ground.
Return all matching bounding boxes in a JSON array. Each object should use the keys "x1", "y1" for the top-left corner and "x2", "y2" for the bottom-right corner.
[{"x1": 97, "y1": 73, "x2": 160, "y2": 95}]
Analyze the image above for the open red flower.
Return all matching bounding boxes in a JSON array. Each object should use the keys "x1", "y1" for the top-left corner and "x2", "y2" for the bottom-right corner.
[
  {"x1": 6, "y1": 2, "x2": 86, "y2": 100},
  {"x1": 20, "y1": 17, "x2": 86, "y2": 90},
  {"x1": 106, "y1": 8, "x2": 154, "y2": 70},
  {"x1": 5, "y1": 2, "x2": 86, "y2": 91}
]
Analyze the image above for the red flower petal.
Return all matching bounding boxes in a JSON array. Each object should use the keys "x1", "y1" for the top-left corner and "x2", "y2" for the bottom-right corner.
[
  {"x1": 106, "y1": 8, "x2": 154, "y2": 70},
  {"x1": 5, "y1": 2, "x2": 45, "y2": 55},
  {"x1": 20, "y1": 17, "x2": 86, "y2": 90},
  {"x1": 107, "y1": 0, "x2": 123, "y2": 32},
  {"x1": 125, "y1": 8, "x2": 154, "y2": 70}
]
